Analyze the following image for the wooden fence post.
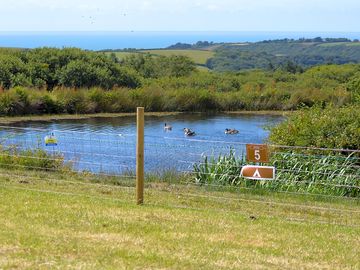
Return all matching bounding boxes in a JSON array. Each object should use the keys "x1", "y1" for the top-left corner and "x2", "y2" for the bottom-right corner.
[{"x1": 136, "y1": 107, "x2": 144, "y2": 205}]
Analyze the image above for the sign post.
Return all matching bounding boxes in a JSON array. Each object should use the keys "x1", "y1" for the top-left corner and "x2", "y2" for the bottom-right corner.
[
  {"x1": 243, "y1": 144, "x2": 275, "y2": 180},
  {"x1": 136, "y1": 107, "x2": 145, "y2": 205}
]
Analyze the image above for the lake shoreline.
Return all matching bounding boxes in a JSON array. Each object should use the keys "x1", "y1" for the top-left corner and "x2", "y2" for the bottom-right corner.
[{"x1": 0, "y1": 110, "x2": 290, "y2": 125}]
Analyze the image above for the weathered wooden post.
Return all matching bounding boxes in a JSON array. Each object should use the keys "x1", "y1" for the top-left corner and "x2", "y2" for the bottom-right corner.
[{"x1": 136, "y1": 107, "x2": 144, "y2": 205}]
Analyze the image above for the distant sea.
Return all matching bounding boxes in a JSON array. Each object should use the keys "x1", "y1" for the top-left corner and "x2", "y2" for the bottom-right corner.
[{"x1": 0, "y1": 31, "x2": 359, "y2": 51}]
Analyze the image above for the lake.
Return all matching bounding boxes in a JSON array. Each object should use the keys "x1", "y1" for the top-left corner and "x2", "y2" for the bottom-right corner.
[{"x1": 0, "y1": 113, "x2": 284, "y2": 174}]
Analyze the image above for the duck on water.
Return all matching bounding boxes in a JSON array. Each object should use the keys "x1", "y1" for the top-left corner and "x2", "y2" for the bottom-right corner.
[
  {"x1": 183, "y1": 128, "x2": 196, "y2": 136},
  {"x1": 225, "y1": 128, "x2": 239, "y2": 135},
  {"x1": 163, "y1": 124, "x2": 238, "y2": 136}
]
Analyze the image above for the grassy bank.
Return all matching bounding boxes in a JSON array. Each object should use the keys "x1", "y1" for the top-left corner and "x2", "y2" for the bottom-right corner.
[
  {"x1": 0, "y1": 169, "x2": 359, "y2": 269},
  {"x1": 0, "y1": 85, "x2": 342, "y2": 116},
  {"x1": 0, "y1": 111, "x2": 182, "y2": 125},
  {"x1": 0, "y1": 110, "x2": 289, "y2": 125}
]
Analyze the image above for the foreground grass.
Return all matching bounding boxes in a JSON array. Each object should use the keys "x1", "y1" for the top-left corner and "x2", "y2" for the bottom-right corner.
[{"x1": 0, "y1": 170, "x2": 359, "y2": 269}]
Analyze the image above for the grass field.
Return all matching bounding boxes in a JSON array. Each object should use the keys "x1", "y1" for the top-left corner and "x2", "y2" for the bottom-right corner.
[
  {"x1": 318, "y1": 42, "x2": 360, "y2": 47},
  {"x1": 0, "y1": 169, "x2": 359, "y2": 269},
  {"x1": 140, "y1": 49, "x2": 214, "y2": 65},
  {"x1": 104, "y1": 49, "x2": 213, "y2": 70},
  {"x1": 104, "y1": 51, "x2": 138, "y2": 59}
]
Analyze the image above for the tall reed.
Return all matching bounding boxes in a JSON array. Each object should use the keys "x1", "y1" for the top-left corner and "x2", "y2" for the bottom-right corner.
[{"x1": 192, "y1": 149, "x2": 360, "y2": 197}]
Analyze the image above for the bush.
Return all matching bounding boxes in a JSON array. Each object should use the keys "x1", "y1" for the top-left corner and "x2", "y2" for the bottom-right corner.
[
  {"x1": 0, "y1": 47, "x2": 142, "y2": 90},
  {"x1": 268, "y1": 105, "x2": 360, "y2": 150}
]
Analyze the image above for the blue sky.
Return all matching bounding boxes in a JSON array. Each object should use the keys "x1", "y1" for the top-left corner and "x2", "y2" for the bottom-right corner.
[{"x1": 1, "y1": 0, "x2": 359, "y2": 32}]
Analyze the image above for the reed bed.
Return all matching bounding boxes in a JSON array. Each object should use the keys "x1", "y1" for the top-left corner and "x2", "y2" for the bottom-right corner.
[{"x1": 192, "y1": 149, "x2": 360, "y2": 197}]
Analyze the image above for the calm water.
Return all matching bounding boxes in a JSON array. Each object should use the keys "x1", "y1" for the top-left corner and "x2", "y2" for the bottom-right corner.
[
  {"x1": 0, "y1": 113, "x2": 284, "y2": 174},
  {"x1": 1, "y1": 31, "x2": 359, "y2": 50}
]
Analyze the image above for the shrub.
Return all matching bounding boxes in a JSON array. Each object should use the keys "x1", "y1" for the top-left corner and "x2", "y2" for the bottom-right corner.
[{"x1": 268, "y1": 105, "x2": 360, "y2": 150}]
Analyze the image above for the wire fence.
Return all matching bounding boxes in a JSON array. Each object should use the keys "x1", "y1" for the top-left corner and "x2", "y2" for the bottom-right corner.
[
  {"x1": 0, "y1": 121, "x2": 359, "y2": 227},
  {"x1": 0, "y1": 125, "x2": 137, "y2": 175}
]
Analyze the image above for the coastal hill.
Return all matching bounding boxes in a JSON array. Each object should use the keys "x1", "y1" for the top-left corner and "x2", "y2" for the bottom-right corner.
[{"x1": 104, "y1": 37, "x2": 360, "y2": 71}]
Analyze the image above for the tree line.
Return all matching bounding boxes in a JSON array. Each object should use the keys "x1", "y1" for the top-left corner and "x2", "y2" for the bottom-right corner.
[
  {"x1": 0, "y1": 46, "x2": 359, "y2": 115},
  {"x1": 207, "y1": 39, "x2": 360, "y2": 71},
  {"x1": 0, "y1": 47, "x2": 196, "y2": 90}
]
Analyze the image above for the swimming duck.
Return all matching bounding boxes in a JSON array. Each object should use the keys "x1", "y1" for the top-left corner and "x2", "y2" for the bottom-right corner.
[
  {"x1": 225, "y1": 128, "x2": 239, "y2": 135},
  {"x1": 183, "y1": 128, "x2": 196, "y2": 136},
  {"x1": 164, "y1": 123, "x2": 172, "y2": 131}
]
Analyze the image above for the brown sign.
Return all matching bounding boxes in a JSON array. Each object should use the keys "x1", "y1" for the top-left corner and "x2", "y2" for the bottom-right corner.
[
  {"x1": 246, "y1": 144, "x2": 269, "y2": 163},
  {"x1": 240, "y1": 165, "x2": 275, "y2": 180}
]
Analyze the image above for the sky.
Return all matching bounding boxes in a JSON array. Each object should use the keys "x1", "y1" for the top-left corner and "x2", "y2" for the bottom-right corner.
[{"x1": 0, "y1": 0, "x2": 359, "y2": 32}]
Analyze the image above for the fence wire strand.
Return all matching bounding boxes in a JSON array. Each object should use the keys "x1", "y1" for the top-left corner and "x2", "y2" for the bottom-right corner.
[{"x1": 1, "y1": 124, "x2": 360, "y2": 228}]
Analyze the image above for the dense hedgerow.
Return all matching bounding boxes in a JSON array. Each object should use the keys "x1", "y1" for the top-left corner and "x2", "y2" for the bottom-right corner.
[
  {"x1": 0, "y1": 48, "x2": 143, "y2": 90},
  {"x1": 0, "y1": 47, "x2": 360, "y2": 115}
]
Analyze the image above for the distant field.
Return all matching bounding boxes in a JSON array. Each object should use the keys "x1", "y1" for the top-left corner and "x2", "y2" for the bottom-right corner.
[
  {"x1": 141, "y1": 49, "x2": 214, "y2": 65},
  {"x1": 196, "y1": 65, "x2": 211, "y2": 71},
  {"x1": 104, "y1": 51, "x2": 139, "y2": 59},
  {"x1": 318, "y1": 42, "x2": 360, "y2": 47},
  {"x1": 104, "y1": 49, "x2": 213, "y2": 70},
  {"x1": 0, "y1": 47, "x2": 23, "y2": 52}
]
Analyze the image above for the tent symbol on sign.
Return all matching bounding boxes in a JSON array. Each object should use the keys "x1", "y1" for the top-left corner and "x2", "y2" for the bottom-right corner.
[{"x1": 253, "y1": 169, "x2": 261, "y2": 178}]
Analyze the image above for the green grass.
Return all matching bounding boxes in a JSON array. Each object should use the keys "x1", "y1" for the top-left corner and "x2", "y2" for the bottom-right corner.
[
  {"x1": 318, "y1": 42, "x2": 360, "y2": 47},
  {"x1": 0, "y1": 169, "x2": 359, "y2": 269},
  {"x1": 141, "y1": 49, "x2": 215, "y2": 65},
  {"x1": 104, "y1": 51, "x2": 139, "y2": 59},
  {"x1": 0, "y1": 111, "x2": 288, "y2": 125},
  {"x1": 104, "y1": 49, "x2": 213, "y2": 70},
  {"x1": 195, "y1": 65, "x2": 211, "y2": 71},
  {"x1": 0, "y1": 47, "x2": 23, "y2": 52},
  {"x1": 0, "y1": 111, "x2": 181, "y2": 125}
]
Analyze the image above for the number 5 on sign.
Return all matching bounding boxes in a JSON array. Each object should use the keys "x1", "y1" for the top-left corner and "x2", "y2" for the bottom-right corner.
[{"x1": 246, "y1": 144, "x2": 269, "y2": 163}]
